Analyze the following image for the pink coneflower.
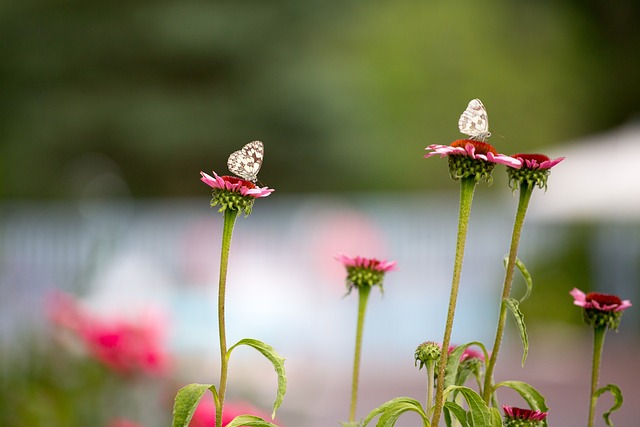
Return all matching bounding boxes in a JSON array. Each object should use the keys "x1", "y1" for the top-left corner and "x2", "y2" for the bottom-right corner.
[
  {"x1": 425, "y1": 140, "x2": 521, "y2": 167},
  {"x1": 335, "y1": 254, "x2": 397, "y2": 272},
  {"x1": 336, "y1": 254, "x2": 397, "y2": 292},
  {"x1": 200, "y1": 171, "x2": 273, "y2": 216},
  {"x1": 570, "y1": 288, "x2": 632, "y2": 330},
  {"x1": 511, "y1": 153, "x2": 565, "y2": 170},
  {"x1": 507, "y1": 153, "x2": 564, "y2": 190},
  {"x1": 502, "y1": 405, "x2": 548, "y2": 426},
  {"x1": 570, "y1": 288, "x2": 632, "y2": 312},
  {"x1": 200, "y1": 171, "x2": 274, "y2": 198},
  {"x1": 425, "y1": 140, "x2": 520, "y2": 183}
]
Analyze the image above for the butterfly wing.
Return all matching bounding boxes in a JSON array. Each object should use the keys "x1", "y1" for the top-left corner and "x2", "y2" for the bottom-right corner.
[
  {"x1": 458, "y1": 99, "x2": 491, "y2": 141},
  {"x1": 227, "y1": 140, "x2": 264, "y2": 182}
]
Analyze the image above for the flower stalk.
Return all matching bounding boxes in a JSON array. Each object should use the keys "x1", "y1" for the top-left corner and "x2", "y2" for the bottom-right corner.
[
  {"x1": 571, "y1": 288, "x2": 632, "y2": 427},
  {"x1": 349, "y1": 284, "x2": 372, "y2": 422},
  {"x1": 215, "y1": 208, "x2": 240, "y2": 427},
  {"x1": 483, "y1": 181, "x2": 534, "y2": 403},
  {"x1": 414, "y1": 342, "x2": 441, "y2": 417},
  {"x1": 431, "y1": 175, "x2": 476, "y2": 427},
  {"x1": 337, "y1": 254, "x2": 396, "y2": 425},
  {"x1": 588, "y1": 326, "x2": 606, "y2": 427}
]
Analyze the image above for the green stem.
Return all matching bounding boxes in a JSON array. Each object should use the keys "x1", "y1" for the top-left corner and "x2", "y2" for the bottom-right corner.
[
  {"x1": 431, "y1": 176, "x2": 477, "y2": 427},
  {"x1": 483, "y1": 183, "x2": 534, "y2": 403},
  {"x1": 215, "y1": 208, "x2": 239, "y2": 427},
  {"x1": 349, "y1": 285, "x2": 372, "y2": 423},
  {"x1": 426, "y1": 360, "x2": 435, "y2": 415},
  {"x1": 588, "y1": 326, "x2": 606, "y2": 427}
]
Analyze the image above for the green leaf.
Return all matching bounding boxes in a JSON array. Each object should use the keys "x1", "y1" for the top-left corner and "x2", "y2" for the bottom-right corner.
[
  {"x1": 225, "y1": 415, "x2": 281, "y2": 427},
  {"x1": 360, "y1": 397, "x2": 429, "y2": 427},
  {"x1": 489, "y1": 407, "x2": 503, "y2": 427},
  {"x1": 514, "y1": 258, "x2": 533, "y2": 303},
  {"x1": 444, "y1": 341, "x2": 490, "y2": 390},
  {"x1": 504, "y1": 256, "x2": 533, "y2": 303},
  {"x1": 443, "y1": 402, "x2": 469, "y2": 427},
  {"x1": 443, "y1": 386, "x2": 494, "y2": 427},
  {"x1": 172, "y1": 383, "x2": 216, "y2": 427},
  {"x1": 504, "y1": 298, "x2": 529, "y2": 367},
  {"x1": 595, "y1": 384, "x2": 623, "y2": 426},
  {"x1": 494, "y1": 381, "x2": 548, "y2": 427},
  {"x1": 228, "y1": 338, "x2": 287, "y2": 419}
]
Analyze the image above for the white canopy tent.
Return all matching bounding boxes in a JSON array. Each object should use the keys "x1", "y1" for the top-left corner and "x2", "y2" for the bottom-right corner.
[{"x1": 528, "y1": 120, "x2": 640, "y2": 222}]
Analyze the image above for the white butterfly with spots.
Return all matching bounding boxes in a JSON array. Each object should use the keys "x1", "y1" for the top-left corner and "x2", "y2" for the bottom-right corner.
[
  {"x1": 227, "y1": 140, "x2": 264, "y2": 182},
  {"x1": 458, "y1": 98, "x2": 491, "y2": 142}
]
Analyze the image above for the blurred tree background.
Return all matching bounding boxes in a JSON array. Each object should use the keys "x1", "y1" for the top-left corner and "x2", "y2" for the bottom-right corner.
[{"x1": 1, "y1": 0, "x2": 639, "y2": 198}]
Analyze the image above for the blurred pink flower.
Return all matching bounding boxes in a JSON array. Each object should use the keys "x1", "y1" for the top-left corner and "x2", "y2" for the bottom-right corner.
[
  {"x1": 570, "y1": 288, "x2": 632, "y2": 312},
  {"x1": 447, "y1": 345, "x2": 486, "y2": 362},
  {"x1": 460, "y1": 348, "x2": 485, "y2": 362},
  {"x1": 200, "y1": 171, "x2": 273, "y2": 198},
  {"x1": 190, "y1": 393, "x2": 275, "y2": 427},
  {"x1": 107, "y1": 419, "x2": 144, "y2": 427},
  {"x1": 47, "y1": 291, "x2": 169, "y2": 376}
]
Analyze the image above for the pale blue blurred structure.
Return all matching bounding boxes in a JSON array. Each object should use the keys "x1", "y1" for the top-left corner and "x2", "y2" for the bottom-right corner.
[{"x1": 1, "y1": 140, "x2": 639, "y2": 424}]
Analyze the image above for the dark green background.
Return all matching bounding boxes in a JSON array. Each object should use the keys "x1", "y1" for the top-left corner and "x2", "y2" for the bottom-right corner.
[{"x1": 2, "y1": 0, "x2": 639, "y2": 198}]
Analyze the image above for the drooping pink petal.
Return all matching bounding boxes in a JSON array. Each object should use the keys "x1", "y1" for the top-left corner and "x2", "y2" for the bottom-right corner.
[
  {"x1": 486, "y1": 152, "x2": 522, "y2": 168},
  {"x1": 570, "y1": 288, "x2": 588, "y2": 308},
  {"x1": 424, "y1": 144, "x2": 466, "y2": 158}
]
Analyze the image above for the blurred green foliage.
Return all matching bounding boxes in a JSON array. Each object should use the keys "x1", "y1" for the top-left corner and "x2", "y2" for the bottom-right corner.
[
  {"x1": 0, "y1": 332, "x2": 170, "y2": 427},
  {"x1": 1, "y1": 0, "x2": 639, "y2": 198}
]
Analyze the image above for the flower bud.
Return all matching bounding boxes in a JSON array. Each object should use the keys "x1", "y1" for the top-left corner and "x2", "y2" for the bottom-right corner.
[{"x1": 414, "y1": 341, "x2": 442, "y2": 370}]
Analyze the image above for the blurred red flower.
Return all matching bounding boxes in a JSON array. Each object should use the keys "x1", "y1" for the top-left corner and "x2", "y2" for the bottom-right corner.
[{"x1": 47, "y1": 291, "x2": 169, "y2": 376}]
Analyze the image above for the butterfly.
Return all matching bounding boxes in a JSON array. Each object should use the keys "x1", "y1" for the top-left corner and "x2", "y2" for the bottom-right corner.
[
  {"x1": 458, "y1": 98, "x2": 491, "y2": 142},
  {"x1": 227, "y1": 140, "x2": 264, "y2": 182}
]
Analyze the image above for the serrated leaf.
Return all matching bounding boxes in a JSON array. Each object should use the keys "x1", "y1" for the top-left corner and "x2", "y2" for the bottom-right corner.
[
  {"x1": 494, "y1": 381, "x2": 548, "y2": 427},
  {"x1": 228, "y1": 338, "x2": 287, "y2": 419},
  {"x1": 443, "y1": 401, "x2": 469, "y2": 427},
  {"x1": 504, "y1": 256, "x2": 533, "y2": 303},
  {"x1": 504, "y1": 298, "x2": 529, "y2": 367},
  {"x1": 514, "y1": 258, "x2": 533, "y2": 303},
  {"x1": 443, "y1": 386, "x2": 493, "y2": 427},
  {"x1": 172, "y1": 383, "x2": 216, "y2": 427},
  {"x1": 595, "y1": 383, "x2": 623, "y2": 426},
  {"x1": 225, "y1": 415, "x2": 281, "y2": 427},
  {"x1": 360, "y1": 397, "x2": 429, "y2": 427}
]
